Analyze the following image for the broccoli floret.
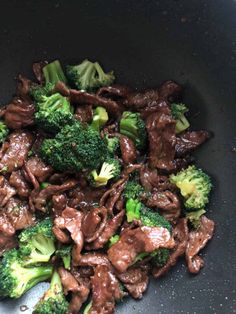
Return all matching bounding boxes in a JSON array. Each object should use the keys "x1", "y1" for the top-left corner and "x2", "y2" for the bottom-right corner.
[
  {"x1": 30, "y1": 82, "x2": 55, "y2": 102},
  {"x1": 0, "y1": 120, "x2": 9, "y2": 143},
  {"x1": 66, "y1": 59, "x2": 115, "y2": 92},
  {"x1": 108, "y1": 235, "x2": 120, "y2": 248},
  {"x1": 18, "y1": 218, "x2": 56, "y2": 265},
  {"x1": 185, "y1": 208, "x2": 206, "y2": 229},
  {"x1": 119, "y1": 111, "x2": 147, "y2": 150},
  {"x1": 40, "y1": 122, "x2": 108, "y2": 172},
  {"x1": 134, "y1": 248, "x2": 169, "y2": 267},
  {"x1": 124, "y1": 181, "x2": 144, "y2": 200},
  {"x1": 125, "y1": 198, "x2": 142, "y2": 222},
  {"x1": 43, "y1": 60, "x2": 68, "y2": 86},
  {"x1": 90, "y1": 158, "x2": 121, "y2": 187},
  {"x1": 171, "y1": 103, "x2": 190, "y2": 134},
  {"x1": 0, "y1": 249, "x2": 53, "y2": 298},
  {"x1": 33, "y1": 271, "x2": 69, "y2": 314},
  {"x1": 83, "y1": 301, "x2": 92, "y2": 314},
  {"x1": 123, "y1": 181, "x2": 145, "y2": 222},
  {"x1": 170, "y1": 165, "x2": 212, "y2": 210},
  {"x1": 56, "y1": 245, "x2": 72, "y2": 270},
  {"x1": 40, "y1": 182, "x2": 50, "y2": 190},
  {"x1": 105, "y1": 135, "x2": 120, "y2": 154},
  {"x1": 91, "y1": 106, "x2": 108, "y2": 131},
  {"x1": 35, "y1": 93, "x2": 75, "y2": 133},
  {"x1": 140, "y1": 207, "x2": 171, "y2": 232}
]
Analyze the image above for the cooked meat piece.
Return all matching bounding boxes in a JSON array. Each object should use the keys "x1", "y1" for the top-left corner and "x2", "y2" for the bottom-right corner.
[
  {"x1": 68, "y1": 283, "x2": 90, "y2": 314},
  {"x1": 68, "y1": 186, "x2": 105, "y2": 210},
  {"x1": 185, "y1": 215, "x2": 215, "y2": 274},
  {"x1": 15, "y1": 75, "x2": 31, "y2": 96},
  {"x1": 145, "y1": 190, "x2": 181, "y2": 222},
  {"x1": 78, "y1": 253, "x2": 111, "y2": 268},
  {"x1": 9, "y1": 170, "x2": 30, "y2": 198},
  {"x1": 53, "y1": 81, "x2": 70, "y2": 97},
  {"x1": 119, "y1": 135, "x2": 137, "y2": 164},
  {"x1": 5, "y1": 198, "x2": 35, "y2": 230},
  {"x1": 158, "y1": 80, "x2": 183, "y2": 102},
  {"x1": 124, "y1": 89, "x2": 160, "y2": 110},
  {"x1": 74, "y1": 105, "x2": 93, "y2": 123},
  {"x1": 108, "y1": 226, "x2": 175, "y2": 273},
  {"x1": 30, "y1": 179, "x2": 78, "y2": 212},
  {"x1": 32, "y1": 61, "x2": 47, "y2": 83},
  {"x1": 0, "y1": 175, "x2": 16, "y2": 207},
  {"x1": 0, "y1": 212, "x2": 15, "y2": 236},
  {"x1": 0, "y1": 233, "x2": 18, "y2": 256},
  {"x1": 52, "y1": 194, "x2": 67, "y2": 216},
  {"x1": 53, "y1": 207, "x2": 84, "y2": 265},
  {"x1": 146, "y1": 110, "x2": 176, "y2": 171},
  {"x1": 97, "y1": 85, "x2": 132, "y2": 99},
  {"x1": 70, "y1": 89, "x2": 123, "y2": 117},
  {"x1": 58, "y1": 267, "x2": 80, "y2": 294},
  {"x1": 152, "y1": 218, "x2": 189, "y2": 278},
  {"x1": 140, "y1": 100, "x2": 170, "y2": 119},
  {"x1": 86, "y1": 210, "x2": 125, "y2": 250},
  {"x1": 82, "y1": 207, "x2": 108, "y2": 243},
  {"x1": 175, "y1": 131, "x2": 212, "y2": 157},
  {"x1": 116, "y1": 266, "x2": 149, "y2": 299},
  {"x1": 4, "y1": 97, "x2": 35, "y2": 129},
  {"x1": 24, "y1": 156, "x2": 53, "y2": 184},
  {"x1": 0, "y1": 130, "x2": 33, "y2": 173},
  {"x1": 140, "y1": 166, "x2": 175, "y2": 192},
  {"x1": 90, "y1": 265, "x2": 124, "y2": 314}
]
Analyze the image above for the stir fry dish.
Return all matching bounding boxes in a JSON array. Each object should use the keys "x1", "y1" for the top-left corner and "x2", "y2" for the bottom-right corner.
[{"x1": 0, "y1": 59, "x2": 215, "y2": 314}]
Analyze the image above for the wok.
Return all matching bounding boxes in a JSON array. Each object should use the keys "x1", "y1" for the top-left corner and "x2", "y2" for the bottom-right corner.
[{"x1": 0, "y1": 0, "x2": 235, "y2": 313}]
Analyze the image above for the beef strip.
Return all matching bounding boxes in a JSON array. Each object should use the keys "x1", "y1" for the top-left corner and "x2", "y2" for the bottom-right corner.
[
  {"x1": 86, "y1": 210, "x2": 125, "y2": 250},
  {"x1": 68, "y1": 281, "x2": 90, "y2": 314},
  {"x1": 185, "y1": 215, "x2": 215, "y2": 274},
  {"x1": 52, "y1": 194, "x2": 67, "y2": 216},
  {"x1": 108, "y1": 226, "x2": 175, "y2": 273},
  {"x1": 175, "y1": 131, "x2": 211, "y2": 157},
  {"x1": 0, "y1": 212, "x2": 15, "y2": 236},
  {"x1": 70, "y1": 89, "x2": 123, "y2": 117},
  {"x1": 0, "y1": 175, "x2": 16, "y2": 207},
  {"x1": 119, "y1": 135, "x2": 137, "y2": 164},
  {"x1": 53, "y1": 207, "x2": 84, "y2": 265},
  {"x1": 53, "y1": 81, "x2": 70, "y2": 97},
  {"x1": 89, "y1": 265, "x2": 124, "y2": 314},
  {"x1": 78, "y1": 253, "x2": 111, "y2": 268},
  {"x1": 5, "y1": 197, "x2": 35, "y2": 230},
  {"x1": 30, "y1": 179, "x2": 78, "y2": 212},
  {"x1": 0, "y1": 130, "x2": 33, "y2": 173},
  {"x1": 15, "y1": 75, "x2": 31, "y2": 96},
  {"x1": 124, "y1": 89, "x2": 160, "y2": 110},
  {"x1": 74, "y1": 105, "x2": 93, "y2": 123},
  {"x1": 24, "y1": 156, "x2": 53, "y2": 184},
  {"x1": 158, "y1": 80, "x2": 183, "y2": 102},
  {"x1": 9, "y1": 170, "x2": 30, "y2": 198},
  {"x1": 58, "y1": 267, "x2": 80, "y2": 294},
  {"x1": 146, "y1": 110, "x2": 177, "y2": 171},
  {"x1": 97, "y1": 85, "x2": 132, "y2": 100},
  {"x1": 116, "y1": 265, "x2": 149, "y2": 299},
  {"x1": 4, "y1": 97, "x2": 35, "y2": 129},
  {"x1": 152, "y1": 218, "x2": 189, "y2": 278},
  {"x1": 82, "y1": 207, "x2": 108, "y2": 243},
  {"x1": 0, "y1": 233, "x2": 18, "y2": 256},
  {"x1": 32, "y1": 61, "x2": 47, "y2": 83}
]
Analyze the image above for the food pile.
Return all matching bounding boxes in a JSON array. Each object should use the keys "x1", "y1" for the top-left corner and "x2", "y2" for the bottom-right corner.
[{"x1": 0, "y1": 59, "x2": 215, "y2": 314}]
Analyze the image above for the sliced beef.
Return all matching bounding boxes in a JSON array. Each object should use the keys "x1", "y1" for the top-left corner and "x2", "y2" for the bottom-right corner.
[
  {"x1": 4, "y1": 97, "x2": 35, "y2": 129},
  {"x1": 119, "y1": 135, "x2": 137, "y2": 164},
  {"x1": 86, "y1": 210, "x2": 125, "y2": 250},
  {"x1": 175, "y1": 131, "x2": 211, "y2": 157},
  {"x1": 146, "y1": 109, "x2": 177, "y2": 171},
  {"x1": 58, "y1": 267, "x2": 80, "y2": 294},
  {"x1": 74, "y1": 105, "x2": 93, "y2": 123},
  {"x1": 78, "y1": 253, "x2": 110, "y2": 268},
  {"x1": 53, "y1": 207, "x2": 84, "y2": 265},
  {"x1": 97, "y1": 85, "x2": 132, "y2": 99},
  {"x1": 152, "y1": 218, "x2": 189, "y2": 278},
  {"x1": 158, "y1": 80, "x2": 183, "y2": 102},
  {"x1": 0, "y1": 212, "x2": 15, "y2": 236},
  {"x1": 116, "y1": 266, "x2": 149, "y2": 299},
  {"x1": 89, "y1": 265, "x2": 123, "y2": 314},
  {"x1": 82, "y1": 207, "x2": 108, "y2": 243},
  {"x1": 9, "y1": 170, "x2": 30, "y2": 198},
  {"x1": 0, "y1": 130, "x2": 33, "y2": 173},
  {"x1": 108, "y1": 226, "x2": 175, "y2": 273},
  {"x1": 30, "y1": 179, "x2": 78, "y2": 212},
  {"x1": 68, "y1": 279, "x2": 90, "y2": 314},
  {"x1": 32, "y1": 61, "x2": 47, "y2": 83},
  {"x1": 52, "y1": 194, "x2": 67, "y2": 216},
  {"x1": 0, "y1": 233, "x2": 18, "y2": 256},
  {"x1": 185, "y1": 215, "x2": 215, "y2": 274},
  {"x1": 0, "y1": 175, "x2": 16, "y2": 207},
  {"x1": 24, "y1": 156, "x2": 53, "y2": 185},
  {"x1": 15, "y1": 75, "x2": 31, "y2": 96},
  {"x1": 124, "y1": 89, "x2": 160, "y2": 110}
]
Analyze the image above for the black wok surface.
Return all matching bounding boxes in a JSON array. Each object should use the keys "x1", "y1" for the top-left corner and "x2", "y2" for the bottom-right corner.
[{"x1": 0, "y1": 1, "x2": 235, "y2": 313}]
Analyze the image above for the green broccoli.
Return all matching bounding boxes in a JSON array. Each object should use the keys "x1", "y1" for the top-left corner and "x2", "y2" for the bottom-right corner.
[
  {"x1": 40, "y1": 182, "x2": 50, "y2": 189},
  {"x1": 83, "y1": 301, "x2": 92, "y2": 314},
  {"x1": 105, "y1": 135, "x2": 120, "y2": 154},
  {"x1": 35, "y1": 93, "x2": 75, "y2": 133},
  {"x1": 90, "y1": 106, "x2": 109, "y2": 131},
  {"x1": 40, "y1": 122, "x2": 108, "y2": 172},
  {"x1": 125, "y1": 198, "x2": 142, "y2": 222},
  {"x1": 33, "y1": 271, "x2": 69, "y2": 314},
  {"x1": 185, "y1": 208, "x2": 206, "y2": 229},
  {"x1": 108, "y1": 235, "x2": 120, "y2": 248},
  {"x1": 124, "y1": 181, "x2": 144, "y2": 200},
  {"x1": 170, "y1": 165, "x2": 212, "y2": 210},
  {"x1": 0, "y1": 249, "x2": 53, "y2": 298},
  {"x1": 56, "y1": 245, "x2": 72, "y2": 270},
  {"x1": 134, "y1": 248, "x2": 169, "y2": 267},
  {"x1": 30, "y1": 82, "x2": 55, "y2": 102},
  {"x1": 0, "y1": 120, "x2": 9, "y2": 143},
  {"x1": 18, "y1": 218, "x2": 56, "y2": 265},
  {"x1": 171, "y1": 103, "x2": 190, "y2": 133},
  {"x1": 90, "y1": 158, "x2": 121, "y2": 187},
  {"x1": 119, "y1": 111, "x2": 147, "y2": 150},
  {"x1": 66, "y1": 59, "x2": 115, "y2": 91}
]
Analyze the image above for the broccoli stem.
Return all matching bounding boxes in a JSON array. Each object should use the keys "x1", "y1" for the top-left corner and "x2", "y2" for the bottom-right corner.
[{"x1": 43, "y1": 60, "x2": 67, "y2": 85}]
